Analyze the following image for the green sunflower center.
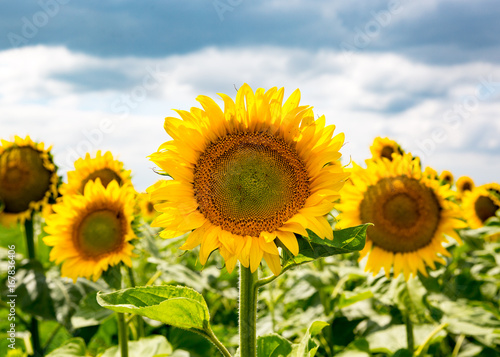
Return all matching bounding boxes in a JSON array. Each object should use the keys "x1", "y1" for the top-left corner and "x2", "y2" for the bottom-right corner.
[
  {"x1": 80, "y1": 168, "x2": 122, "y2": 192},
  {"x1": 0, "y1": 146, "x2": 53, "y2": 213},
  {"x1": 360, "y1": 176, "x2": 441, "y2": 253},
  {"x1": 75, "y1": 209, "x2": 125, "y2": 258},
  {"x1": 194, "y1": 132, "x2": 310, "y2": 237},
  {"x1": 475, "y1": 195, "x2": 499, "y2": 223}
]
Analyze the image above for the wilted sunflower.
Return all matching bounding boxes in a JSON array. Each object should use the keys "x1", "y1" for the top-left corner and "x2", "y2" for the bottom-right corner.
[
  {"x1": 462, "y1": 185, "x2": 500, "y2": 229},
  {"x1": 369, "y1": 137, "x2": 404, "y2": 161},
  {"x1": 148, "y1": 84, "x2": 348, "y2": 275},
  {"x1": 61, "y1": 150, "x2": 132, "y2": 196},
  {"x1": 456, "y1": 176, "x2": 475, "y2": 198},
  {"x1": 44, "y1": 180, "x2": 136, "y2": 282},
  {"x1": 337, "y1": 153, "x2": 464, "y2": 280},
  {"x1": 439, "y1": 170, "x2": 454, "y2": 186},
  {"x1": 0, "y1": 136, "x2": 58, "y2": 225}
]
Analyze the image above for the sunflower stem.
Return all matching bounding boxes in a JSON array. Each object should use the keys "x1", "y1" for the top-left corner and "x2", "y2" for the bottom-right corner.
[
  {"x1": 405, "y1": 312, "x2": 415, "y2": 356},
  {"x1": 239, "y1": 265, "x2": 258, "y2": 357},
  {"x1": 117, "y1": 313, "x2": 129, "y2": 357},
  {"x1": 127, "y1": 266, "x2": 144, "y2": 339},
  {"x1": 24, "y1": 214, "x2": 42, "y2": 356}
]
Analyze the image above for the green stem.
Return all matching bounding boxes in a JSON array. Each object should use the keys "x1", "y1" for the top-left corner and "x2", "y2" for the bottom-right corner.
[
  {"x1": 24, "y1": 215, "x2": 42, "y2": 356},
  {"x1": 127, "y1": 267, "x2": 144, "y2": 339},
  {"x1": 239, "y1": 266, "x2": 258, "y2": 357},
  {"x1": 24, "y1": 213, "x2": 36, "y2": 260},
  {"x1": 117, "y1": 313, "x2": 129, "y2": 357},
  {"x1": 451, "y1": 334, "x2": 465, "y2": 357},
  {"x1": 405, "y1": 312, "x2": 415, "y2": 356},
  {"x1": 204, "y1": 328, "x2": 233, "y2": 357},
  {"x1": 415, "y1": 322, "x2": 448, "y2": 357}
]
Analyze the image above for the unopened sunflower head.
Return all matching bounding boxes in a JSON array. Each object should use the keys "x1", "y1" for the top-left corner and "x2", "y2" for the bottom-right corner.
[
  {"x1": 369, "y1": 137, "x2": 404, "y2": 162},
  {"x1": 44, "y1": 179, "x2": 136, "y2": 282},
  {"x1": 337, "y1": 153, "x2": 465, "y2": 281},
  {"x1": 462, "y1": 184, "x2": 500, "y2": 229},
  {"x1": 148, "y1": 84, "x2": 348, "y2": 275},
  {"x1": 61, "y1": 150, "x2": 132, "y2": 196},
  {"x1": 0, "y1": 136, "x2": 59, "y2": 226}
]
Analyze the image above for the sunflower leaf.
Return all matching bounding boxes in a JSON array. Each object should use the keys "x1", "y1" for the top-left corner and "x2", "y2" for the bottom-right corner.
[
  {"x1": 281, "y1": 224, "x2": 369, "y2": 271},
  {"x1": 96, "y1": 285, "x2": 211, "y2": 334}
]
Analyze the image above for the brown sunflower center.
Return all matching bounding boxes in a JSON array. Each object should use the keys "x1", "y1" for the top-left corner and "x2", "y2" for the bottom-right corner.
[
  {"x1": 146, "y1": 201, "x2": 154, "y2": 214},
  {"x1": 360, "y1": 176, "x2": 441, "y2": 252},
  {"x1": 381, "y1": 146, "x2": 395, "y2": 160},
  {"x1": 80, "y1": 168, "x2": 122, "y2": 193},
  {"x1": 475, "y1": 195, "x2": 499, "y2": 223},
  {"x1": 75, "y1": 209, "x2": 125, "y2": 259},
  {"x1": 193, "y1": 132, "x2": 310, "y2": 236},
  {"x1": 0, "y1": 146, "x2": 53, "y2": 213},
  {"x1": 461, "y1": 182, "x2": 472, "y2": 192}
]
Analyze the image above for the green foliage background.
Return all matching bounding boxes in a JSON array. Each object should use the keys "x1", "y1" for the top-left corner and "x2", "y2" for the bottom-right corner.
[{"x1": 1, "y1": 214, "x2": 499, "y2": 357}]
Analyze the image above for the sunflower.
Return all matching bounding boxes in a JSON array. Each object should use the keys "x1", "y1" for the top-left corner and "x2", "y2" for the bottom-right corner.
[
  {"x1": 369, "y1": 137, "x2": 404, "y2": 161},
  {"x1": 462, "y1": 185, "x2": 500, "y2": 229},
  {"x1": 137, "y1": 182, "x2": 163, "y2": 222},
  {"x1": 148, "y1": 84, "x2": 348, "y2": 275},
  {"x1": 456, "y1": 176, "x2": 475, "y2": 198},
  {"x1": 0, "y1": 136, "x2": 58, "y2": 226},
  {"x1": 337, "y1": 153, "x2": 464, "y2": 280},
  {"x1": 44, "y1": 180, "x2": 136, "y2": 282},
  {"x1": 439, "y1": 170, "x2": 454, "y2": 186},
  {"x1": 61, "y1": 150, "x2": 132, "y2": 196}
]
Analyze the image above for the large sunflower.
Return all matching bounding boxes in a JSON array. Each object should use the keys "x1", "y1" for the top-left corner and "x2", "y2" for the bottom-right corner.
[
  {"x1": 0, "y1": 136, "x2": 58, "y2": 225},
  {"x1": 337, "y1": 153, "x2": 464, "y2": 280},
  {"x1": 44, "y1": 180, "x2": 136, "y2": 282},
  {"x1": 462, "y1": 185, "x2": 500, "y2": 229},
  {"x1": 148, "y1": 84, "x2": 348, "y2": 275},
  {"x1": 369, "y1": 137, "x2": 404, "y2": 161},
  {"x1": 61, "y1": 150, "x2": 132, "y2": 196}
]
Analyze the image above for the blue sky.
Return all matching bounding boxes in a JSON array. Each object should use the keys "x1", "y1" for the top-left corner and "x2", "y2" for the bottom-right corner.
[{"x1": 1, "y1": 0, "x2": 499, "y2": 190}]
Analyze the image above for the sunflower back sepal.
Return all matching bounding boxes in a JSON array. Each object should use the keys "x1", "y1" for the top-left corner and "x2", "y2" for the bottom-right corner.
[
  {"x1": 97, "y1": 285, "x2": 211, "y2": 334},
  {"x1": 281, "y1": 224, "x2": 370, "y2": 271}
]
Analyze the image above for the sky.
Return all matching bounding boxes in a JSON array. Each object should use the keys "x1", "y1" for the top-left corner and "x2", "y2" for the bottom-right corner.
[{"x1": 1, "y1": 0, "x2": 499, "y2": 191}]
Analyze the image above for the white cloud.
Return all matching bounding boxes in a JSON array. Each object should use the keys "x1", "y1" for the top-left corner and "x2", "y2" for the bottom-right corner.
[{"x1": 1, "y1": 45, "x2": 499, "y2": 190}]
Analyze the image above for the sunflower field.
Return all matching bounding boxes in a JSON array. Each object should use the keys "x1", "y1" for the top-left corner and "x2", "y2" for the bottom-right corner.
[{"x1": 1, "y1": 85, "x2": 499, "y2": 357}]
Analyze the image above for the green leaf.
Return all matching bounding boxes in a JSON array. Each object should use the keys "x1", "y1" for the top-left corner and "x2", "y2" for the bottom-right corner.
[
  {"x1": 47, "y1": 273, "x2": 101, "y2": 330},
  {"x1": 97, "y1": 285, "x2": 211, "y2": 333},
  {"x1": 45, "y1": 337, "x2": 87, "y2": 357},
  {"x1": 257, "y1": 334, "x2": 293, "y2": 357},
  {"x1": 366, "y1": 324, "x2": 446, "y2": 354},
  {"x1": 101, "y1": 335, "x2": 173, "y2": 357},
  {"x1": 101, "y1": 264, "x2": 123, "y2": 290},
  {"x1": 291, "y1": 320, "x2": 329, "y2": 357},
  {"x1": 1, "y1": 259, "x2": 56, "y2": 320},
  {"x1": 338, "y1": 290, "x2": 374, "y2": 309},
  {"x1": 282, "y1": 224, "x2": 369, "y2": 271},
  {"x1": 71, "y1": 291, "x2": 113, "y2": 329},
  {"x1": 335, "y1": 338, "x2": 370, "y2": 357}
]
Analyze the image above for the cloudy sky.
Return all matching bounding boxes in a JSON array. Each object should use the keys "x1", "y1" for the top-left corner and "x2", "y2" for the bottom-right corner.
[{"x1": 1, "y1": 0, "x2": 499, "y2": 191}]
